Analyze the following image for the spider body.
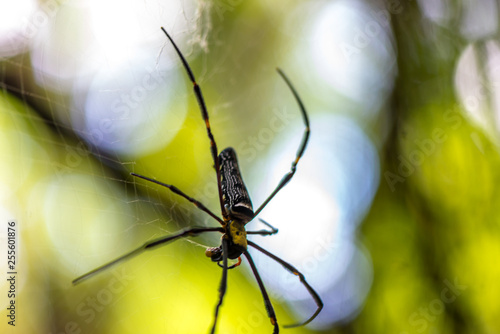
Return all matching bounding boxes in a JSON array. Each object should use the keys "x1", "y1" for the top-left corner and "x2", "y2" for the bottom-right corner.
[
  {"x1": 219, "y1": 147, "x2": 254, "y2": 223},
  {"x1": 205, "y1": 220, "x2": 246, "y2": 262},
  {"x1": 73, "y1": 27, "x2": 323, "y2": 334},
  {"x1": 207, "y1": 148, "x2": 251, "y2": 262}
]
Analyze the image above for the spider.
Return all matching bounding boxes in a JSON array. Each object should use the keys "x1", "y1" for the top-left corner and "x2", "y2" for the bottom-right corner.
[{"x1": 73, "y1": 27, "x2": 323, "y2": 334}]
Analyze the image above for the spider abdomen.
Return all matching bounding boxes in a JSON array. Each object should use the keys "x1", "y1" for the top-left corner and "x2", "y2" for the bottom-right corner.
[{"x1": 219, "y1": 147, "x2": 254, "y2": 223}]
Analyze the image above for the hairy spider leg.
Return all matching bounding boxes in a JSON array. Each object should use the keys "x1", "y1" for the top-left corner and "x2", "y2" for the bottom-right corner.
[
  {"x1": 131, "y1": 172, "x2": 224, "y2": 224},
  {"x1": 248, "y1": 240, "x2": 323, "y2": 327},
  {"x1": 253, "y1": 69, "x2": 311, "y2": 217},
  {"x1": 160, "y1": 27, "x2": 228, "y2": 222},
  {"x1": 246, "y1": 218, "x2": 279, "y2": 236},
  {"x1": 211, "y1": 237, "x2": 229, "y2": 334},
  {"x1": 244, "y1": 251, "x2": 279, "y2": 334},
  {"x1": 72, "y1": 227, "x2": 223, "y2": 285}
]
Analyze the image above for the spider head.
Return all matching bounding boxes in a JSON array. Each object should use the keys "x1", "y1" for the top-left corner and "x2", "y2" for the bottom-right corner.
[
  {"x1": 228, "y1": 220, "x2": 247, "y2": 252},
  {"x1": 204, "y1": 220, "x2": 247, "y2": 262}
]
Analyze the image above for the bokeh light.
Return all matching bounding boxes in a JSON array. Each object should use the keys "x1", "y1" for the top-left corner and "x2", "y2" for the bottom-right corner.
[
  {"x1": 0, "y1": 0, "x2": 37, "y2": 57},
  {"x1": 309, "y1": 0, "x2": 396, "y2": 121}
]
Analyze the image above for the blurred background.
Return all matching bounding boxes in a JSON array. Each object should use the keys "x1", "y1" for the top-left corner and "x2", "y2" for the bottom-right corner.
[{"x1": 0, "y1": 0, "x2": 499, "y2": 333}]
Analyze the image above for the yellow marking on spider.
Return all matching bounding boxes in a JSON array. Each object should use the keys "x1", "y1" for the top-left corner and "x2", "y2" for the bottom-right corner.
[{"x1": 229, "y1": 220, "x2": 247, "y2": 249}]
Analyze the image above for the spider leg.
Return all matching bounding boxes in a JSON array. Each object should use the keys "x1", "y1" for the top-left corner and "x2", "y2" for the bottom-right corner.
[
  {"x1": 248, "y1": 240, "x2": 323, "y2": 328},
  {"x1": 160, "y1": 27, "x2": 228, "y2": 221},
  {"x1": 243, "y1": 251, "x2": 279, "y2": 333},
  {"x1": 131, "y1": 172, "x2": 224, "y2": 225},
  {"x1": 211, "y1": 237, "x2": 229, "y2": 334},
  {"x1": 217, "y1": 256, "x2": 241, "y2": 269},
  {"x1": 247, "y1": 218, "x2": 279, "y2": 236},
  {"x1": 72, "y1": 227, "x2": 223, "y2": 285},
  {"x1": 253, "y1": 69, "x2": 310, "y2": 218}
]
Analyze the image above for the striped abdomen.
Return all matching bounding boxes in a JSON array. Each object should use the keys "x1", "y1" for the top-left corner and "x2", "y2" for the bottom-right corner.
[{"x1": 219, "y1": 147, "x2": 254, "y2": 223}]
